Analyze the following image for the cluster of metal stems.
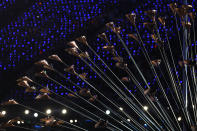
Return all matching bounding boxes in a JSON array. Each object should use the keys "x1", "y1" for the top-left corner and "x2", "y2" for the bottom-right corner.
[{"x1": 0, "y1": 3, "x2": 197, "y2": 131}]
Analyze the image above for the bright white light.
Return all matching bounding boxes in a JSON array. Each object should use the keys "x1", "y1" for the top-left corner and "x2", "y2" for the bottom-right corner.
[
  {"x1": 21, "y1": 121, "x2": 24, "y2": 124},
  {"x1": 193, "y1": 105, "x2": 195, "y2": 109},
  {"x1": 34, "y1": 113, "x2": 38, "y2": 117},
  {"x1": 70, "y1": 120, "x2": 73, "y2": 123},
  {"x1": 46, "y1": 109, "x2": 52, "y2": 114},
  {"x1": 106, "y1": 110, "x2": 110, "y2": 115},
  {"x1": 1, "y1": 111, "x2": 6, "y2": 115},
  {"x1": 62, "y1": 109, "x2": 67, "y2": 114},
  {"x1": 74, "y1": 119, "x2": 77, "y2": 123},
  {"x1": 178, "y1": 116, "x2": 182, "y2": 121},
  {"x1": 24, "y1": 110, "x2": 29, "y2": 115},
  {"x1": 127, "y1": 119, "x2": 131, "y2": 122},
  {"x1": 143, "y1": 106, "x2": 148, "y2": 111},
  {"x1": 119, "y1": 107, "x2": 123, "y2": 111},
  {"x1": 17, "y1": 121, "x2": 21, "y2": 124}
]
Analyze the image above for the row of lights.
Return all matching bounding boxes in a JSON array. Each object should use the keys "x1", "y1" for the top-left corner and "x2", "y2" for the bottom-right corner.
[
  {"x1": 24, "y1": 109, "x2": 67, "y2": 117},
  {"x1": 1, "y1": 108, "x2": 183, "y2": 122}
]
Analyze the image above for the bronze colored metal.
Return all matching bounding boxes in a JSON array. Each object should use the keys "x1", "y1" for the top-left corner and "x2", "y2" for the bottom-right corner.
[
  {"x1": 175, "y1": 7, "x2": 187, "y2": 20},
  {"x1": 25, "y1": 86, "x2": 36, "y2": 93},
  {"x1": 40, "y1": 116, "x2": 56, "y2": 126},
  {"x1": 1, "y1": 99, "x2": 18, "y2": 105},
  {"x1": 79, "y1": 52, "x2": 89, "y2": 59},
  {"x1": 151, "y1": 59, "x2": 161, "y2": 67},
  {"x1": 98, "y1": 33, "x2": 110, "y2": 43},
  {"x1": 143, "y1": 22, "x2": 155, "y2": 32},
  {"x1": 128, "y1": 34, "x2": 139, "y2": 42},
  {"x1": 40, "y1": 87, "x2": 51, "y2": 94},
  {"x1": 169, "y1": 3, "x2": 177, "y2": 14},
  {"x1": 151, "y1": 34, "x2": 164, "y2": 46},
  {"x1": 17, "y1": 80, "x2": 30, "y2": 88},
  {"x1": 35, "y1": 60, "x2": 54, "y2": 71},
  {"x1": 35, "y1": 93, "x2": 51, "y2": 100},
  {"x1": 53, "y1": 120, "x2": 64, "y2": 126},
  {"x1": 35, "y1": 71, "x2": 49, "y2": 78},
  {"x1": 16, "y1": 76, "x2": 33, "y2": 83},
  {"x1": 103, "y1": 45, "x2": 116, "y2": 55},
  {"x1": 64, "y1": 65, "x2": 77, "y2": 75},
  {"x1": 125, "y1": 13, "x2": 136, "y2": 26},
  {"x1": 106, "y1": 22, "x2": 121, "y2": 34},
  {"x1": 68, "y1": 93, "x2": 77, "y2": 98},
  {"x1": 65, "y1": 47, "x2": 79, "y2": 56},
  {"x1": 0, "y1": 122, "x2": 14, "y2": 128},
  {"x1": 48, "y1": 55, "x2": 63, "y2": 63},
  {"x1": 144, "y1": 88, "x2": 156, "y2": 101},
  {"x1": 67, "y1": 41, "x2": 79, "y2": 49},
  {"x1": 179, "y1": 60, "x2": 196, "y2": 67},
  {"x1": 121, "y1": 77, "x2": 130, "y2": 82},
  {"x1": 95, "y1": 120, "x2": 107, "y2": 128},
  {"x1": 76, "y1": 36, "x2": 88, "y2": 45},
  {"x1": 182, "y1": 5, "x2": 193, "y2": 11},
  {"x1": 158, "y1": 17, "x2": 166, "y2": 26},
  {"x1": 181, "y1": 21, "x2": 192, "y2": 30},
  {"x1": 79, "y1": 73, "x2": 87, "y2": 80},
  {"x1": 79, "y1": 88, "x2": 92, "y2": 98},
  {"x1": 35, "y1": 60, "x2": 49, "y2": 67},
  {"x1": 145, "y1": 10, "x2": 157, "y2": 21},
  {"x1": 115, "y1": 62, "x2": 127, "y2": 70},
  {"x1": 112, "y1": 56, "x2": 123, "y2": 62},
  {"x1": 103, "y1": 45, "x2": 114, "y2": 50},
  {"x1": 89, "y1": 95, "x2": 97, "y2": 102},
  {"x1": 188, "y1": 12, "x2": 195, "y2": 21},
  {"x1": 191, "y1": 126, "x2": 197, "y2": 131}
]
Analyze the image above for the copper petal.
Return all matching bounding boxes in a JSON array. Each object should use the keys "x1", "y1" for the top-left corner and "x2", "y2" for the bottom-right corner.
[
  {"x1": 182, "y1": 5, "x2": 193, "y2": 10},
  {"x1": 169, "y1": 3, "x2": 177, "y2": 14},
  {"x1": 188, "y1": 12, "x2": 195, "y2": 21},
  {"x1": 79, "y1": 88, "x2": 92, "y2": 97},
  {"x1": 151, "y1": 59, "x2": 161, "y2": 66},
  {"x1": 25, "y1": 86, "x2": 36, "y2": 93},
  {"x1": 103, "y1": 45, "x2": 114, "y2": 50},
  {"x1": 48, "y1": 55, "x2": 63, "y2": 63},
  {"x1": 144, "y1": 22, "x2": 155, "y2": 32},
  {"x1": 181, "y1": 21, "x2": 192, "y2": 30},
  {"x1": 40, "y1": 87, "x2": 51, "y2": 94},
  {"x1": 68, "y1": 93, "x2": 77, "y2": 98},
  {"x1": 17, "y1": 80, "x2": 30, "y2": 88},
  {"x1": 79, "y1": 73, "x2": 87, "y2": 80},
  {"x1": 64, "y1": 65, "x2": 76, "y2": 75},
  {"x1": 35, "y1": 93, "x2": 51, "y2": 100},
  {"x1": 125, "y1": 13, "x2": 136, "y2": 26},
  {"x1": 65, "y1": 47, "x2": 79, "y2": 56},
  {"x1": 1, "y1": 99, "x2": 18, "y2": 106},
  {"x1": 89, "y1": 95, "x2": 97, "y2": 102},
  {"x1": 158, "y1": 17, "x2": 166, "y2": 26},
  {"x1": 121, "y1": 77, "x2": 130, "y2": 82},
  {"x1": 67, "y1": 41, "x2": 79, "y2": 49},
  {"x1": 145, "y1": 10, "x2": 157, "y2": 21},
  {"x1": 106, "y1": 22, "x2": 116, "y2": 31},
  {"x1": 79, "y1": 52, "x2": 89, "y2": 59},
  {"x1": 35, "y1": 71, "x2": 49, "y2": 78},
  {"x1": 112, "y1": 57, "x2": 123, "y2": 62},
  {"x1": 76, "y1": 36, "x2": 88, "y2": 45},
  {"x1": 191, "y1": 126, "x2": 197, "y2": 131},
  {"x1": 128, "y1": 34, "x2": 139, "y2": 42},
  {"x1": 16, "y1": 76, "x2": 33, "y2": 83},
  {"x1": 98, "y1": 33, "x2": 110, "y2": 43},
  {"x1": 175, "y1": 8, "x2": 187, "y2": 20},
  {"x1": 35, "y1": 60, "x2": 49, "y2": 67},
  {"x1": 95, "y1": 120, "x2": 107, "y2": 128},
  {"x1": 115, "y1": 62, "x2": 127, "y2": 70}
]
